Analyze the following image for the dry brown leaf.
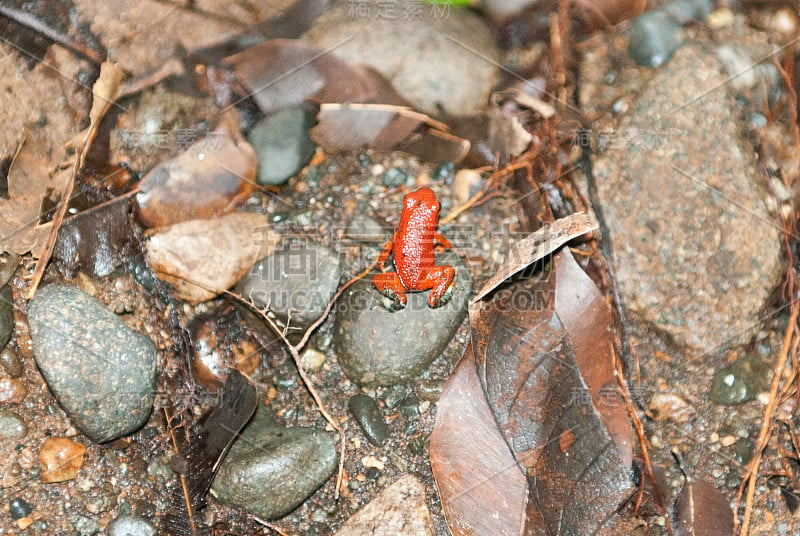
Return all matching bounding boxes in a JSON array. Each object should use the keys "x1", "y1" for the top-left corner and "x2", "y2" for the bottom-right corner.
[
  {"x1": 673, "y1": 477, "x2": 735, "y2": 536},
  {"x1": 311, "y1": 103, "x2": 469, "y2": 164},
  {"x1": 471, "y1": 213, "x2": 596, "y2": 303},
  {"x1": 223, "y1": 39, "x2": 407, "y2": 115},
  {"x1": 145, "y1": 212, "x2": 277, "y2": 304},
  {"x1": 430, "y1": 346, "x2": 527, "y2": 536}
]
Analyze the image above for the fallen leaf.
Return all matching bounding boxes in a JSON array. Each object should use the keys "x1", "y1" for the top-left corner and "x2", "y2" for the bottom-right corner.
[
  {"x1": 184, "y1": 370, "x2": 258, "y2": 508},
  {"x1": 572, "y1": 0, "x2": 647, "y2": 33},
  {"x1": 136, "y1": 111, "x2": 256, "y2": 228},
  {"x1": 311, "y1": 103, "x2": 469, "y2": 164},
  {"x1": 430, "y1": 346, "x2": 527, "y2": 536},
  {"x1": 470, "y1": 250, "x2": 633, "y2": 535},
  {"x1": 335, "y1": 474, "x2": 435, "y2": 536},
  {"x1": 145, "y1": 212, "x2": 278, "y2": 304},
  {"x1": 673, "y1": 477, "x2": 734, "y2": 536},
  {"x1": 223, "y1": 39, "x2": 407, "y2": 115},
  {"x1": 554, "y1": 249, "x2": 633, "y2": 468},
  {"x1": 29, "y1": 61, "x2": 124, "y2": 299},
  {"x1": 161, "y1": 370, "x2": 257, "y2": 535},
  {"x1": 471, "y1": 212, "x2": 596, "y2": 303}
]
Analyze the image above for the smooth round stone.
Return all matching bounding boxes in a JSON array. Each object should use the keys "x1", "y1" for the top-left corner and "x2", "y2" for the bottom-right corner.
[
  {"x1": 9, "y1": 497, "x2": 32, "y2": 519},
  {"x1": 237, "y1": 243, "x2": 342, "y2": 329},
  {"x1": 345, "y1": 215, "x2": 388, "y2": 244},
  {"x1": 27, "y1": 285, "x2": 157, "y2": 442},
  {"x1": 382, "y1": 168, "x2": 407, "y2": 187},
  {"x1": 709, "y1": 354, "x2": 772, "y2": 406},
  {"x1": 628, "y1": 10, "x2": 685, "y2": 68},
  {"x1": 107, "y1": 515, "x2": 156, "y2": 536},
  {"x1": 0, "y1": 347, "x2": 23, "y2": 378},
  {"x1": 0, "y1": 285, "x2": 13, "y2": 351},
  {"x1": 211, "y1": 404, "x2": 338, "y2": 520},
  {"x1": 334, "y1": 251, "x2": 471, "y2": 386},
  {"x1": 248, "y1": 105, "x2": 317, "y2": 186},
  {"x1": 348, "y1": 394, "x2": 390, "y2": 447},
  {"x1": 0, "y1": 410, "x2": 26, "y2": 439},
  {"x1": 0, "y1": 378, "x2": 26, "y2": 404}
]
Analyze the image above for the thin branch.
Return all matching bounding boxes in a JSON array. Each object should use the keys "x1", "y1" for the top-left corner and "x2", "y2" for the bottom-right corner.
[{"x1": 735, "y1": 283, "x2": 799, "y2": 535}]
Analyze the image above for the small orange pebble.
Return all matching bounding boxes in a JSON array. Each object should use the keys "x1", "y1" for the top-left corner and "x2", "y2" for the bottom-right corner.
[{"x1": 39, "y1": 437, "x2": 86, "y2": 483}]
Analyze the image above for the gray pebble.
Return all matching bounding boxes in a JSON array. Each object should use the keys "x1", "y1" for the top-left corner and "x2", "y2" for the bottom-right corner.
[
  {"x1": 348, "y1": 394, "x2": 390, "y2": 446},
  {"x1": 212, "y1": 403, "x2": 338, "y2": 520},
  {"x1": 710, "y1": 353, "x2": 772, "y2": 406},
  {"x1": 107, "y1": 515, "x2": 156, "y2": 536},
  {"x1": 398, "y1": 395, "x2": 421, "y2": 418},
  {"x1": 345, "y1": 215, "x2": 389, "y2": 244},
  {"x1": 382, "y1": 168, "x2": 408, "y2": 187},
  {"x1": 334, "y1": 251, "x2": 471, "y2": 386},
  {"x1": 0, "y1": 285, "x2": 13, "y2": 351},
  {"x1": 383, "y1": 385, "x2": 408, "y2": 409},
  {"x1": 238, "y1": 243, "x2": 342, "y2": 330},
  {"x1": 248, "y1": 105, "x2": 317, "y2": 186},
  {"x1": 628, "y1": 10, "x2": 685, "y2": 68},
  {"x1": 0, "y1": 410, "x2": 26, "y2": 440},
  {"x1": 70, "y1": 514, "x2": 99, "y2": 536},
  {"x1": 27, "y1": 285, "x2": 157, "y2": 442},
  {"x1": 9, "y1": 497, "x2": 31, "y2": 519},
  {"x1": 0, "y1": 346, "x2": 22, "y2": 378}
]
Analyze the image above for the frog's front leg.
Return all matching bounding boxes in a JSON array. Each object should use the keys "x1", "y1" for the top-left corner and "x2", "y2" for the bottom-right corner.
[{"x1": 372, "y1": 271, "x2": 408, "y2": 310}]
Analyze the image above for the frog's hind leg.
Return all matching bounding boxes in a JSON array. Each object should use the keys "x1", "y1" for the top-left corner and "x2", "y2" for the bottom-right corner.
[
  {"x1": 372, "y1": 272, "x2": 408, "y2": 310},
  {"x1": 423, "y1": 265, "x2": 456, "y2": 308}
]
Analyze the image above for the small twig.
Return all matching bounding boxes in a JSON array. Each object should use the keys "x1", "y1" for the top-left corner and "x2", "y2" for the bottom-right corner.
[
  {"x1": 0, "y1": 4, "x2": 104, "y2": 65},
  {"x1": 223, "y1": 266, "x2": 373, "y2": 501},
  {"x1": 613, "y1": 347, "x2": 674, "y2": 536},
  {"x1": 735, "y1": 289, "x2": 799, "y2": 536},
  {"x1": 163, "y1": 407, "x2": 199, "y2": 536},
  {"x1": 252, "y1": 516, "x2": 296, "y2": 536},
  {"x1": 27, "y1": 62, "x2": 122, "y2": 299}
]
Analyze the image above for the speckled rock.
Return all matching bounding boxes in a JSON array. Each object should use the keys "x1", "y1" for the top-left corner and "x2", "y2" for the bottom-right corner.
[
  {"x1": 335, "y1": 474, "x2": 435, "y2": 536},
  {"x1": 0, "y1": 285, "x2": 13, "y2": 351},
  {"x1": 0, "y1": 347, "x2": 23, "y2": 378},
  {"x1": 0, "y1": 410, "x2": 26, "y2": 440},
  {"x1": 211, "y1": 404, "x2": 338, "y2": 520},
  {"x1": 302, "y1": 3, "x2": 500, "y2": 115},
  {"x1": 334, "y1": 251, "x2": 471, "y2": 386},
  {"x1": 237, "y1": 242, "x2": 342, "y2": 329},
  {"x1": 248, "y1": 105, "x2": 316, "y2": 186},
  {"x1": 0, "y1": 378, "x2": 25, "y2": 404},
  {"x1": 591, "y1": 44, "x2": 783, "y2": 353},
  {"x1": 27, "y1": 285, "x2": 157, "y2": 442},
  {"x1": 107, "y1": 515, "x2": 156, "y2": 536}
]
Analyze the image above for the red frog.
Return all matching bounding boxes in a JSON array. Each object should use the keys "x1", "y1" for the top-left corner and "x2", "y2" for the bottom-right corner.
[{"x1": 372, "y1": 187, "x2": 455, "y2": 309}]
